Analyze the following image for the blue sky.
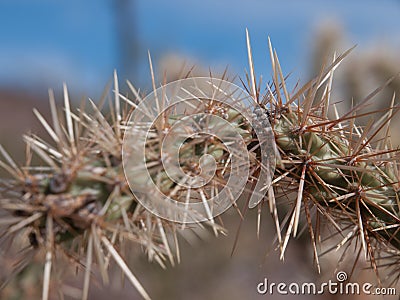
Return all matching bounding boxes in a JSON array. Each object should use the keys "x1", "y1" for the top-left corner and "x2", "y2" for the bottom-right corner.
[{"x1": 0, "y1": 0, "x2": 399, "y2": 98}]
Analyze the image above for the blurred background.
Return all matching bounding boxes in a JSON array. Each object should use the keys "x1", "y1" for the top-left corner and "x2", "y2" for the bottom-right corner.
[{"x1": 1, "y1": 0, "x2": 400, "y2": 299}]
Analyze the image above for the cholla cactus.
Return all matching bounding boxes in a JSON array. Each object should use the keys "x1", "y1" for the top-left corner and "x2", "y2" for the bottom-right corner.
[
  {"x1": 0, "y1": 72, "x2": 225, "y2": 299},
  {"x1": 1, "y1": 31, "x2": 400, "y2": 300},
  {"x1": 244, "y1": 33, "x2": 399, "y2": 283}
]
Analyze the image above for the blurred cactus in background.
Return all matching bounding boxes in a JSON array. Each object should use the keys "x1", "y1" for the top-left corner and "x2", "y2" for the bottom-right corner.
[{"x1": 309, "y1": 21, "x2": 400, "y2": 146}]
